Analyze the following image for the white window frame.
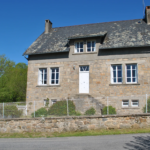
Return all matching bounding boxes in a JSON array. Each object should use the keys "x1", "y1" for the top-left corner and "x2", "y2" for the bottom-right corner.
[
  {"x1": 51, "y1": 99, "x2": 57, "y2": 105},
  {"x1": 86, "y1": 41, "x2": 96, "y2": 52},
  {"x1": 50, "y1": 67, "x2": 59, "y2": 85},
  {"x1": 74, "y1": 42, "x2": 84, "y2": 53},
  {"x1": 122, "y1": 100, "x2": 129, "y2": 107},
  {"x1": 126, "y1": 64, "x2": 137, "y2": 84},
  {"x1": 111, "y1": 65, "x2": 122, "y2": 84},
  {"x1": 38, "y1": 68, "x2": 47, "y2": 85},
  {"x1": 131, "y1": 100, "x2": 139, "y2": 107}
]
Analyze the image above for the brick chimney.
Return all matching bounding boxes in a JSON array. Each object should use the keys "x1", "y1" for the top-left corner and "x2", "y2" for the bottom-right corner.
[
  {"x1": 45, "y1": 20, "x2": 52, "y2": 33},
  {"x1": 146, "y1": 6, "x2": 150, "y2": 25}
]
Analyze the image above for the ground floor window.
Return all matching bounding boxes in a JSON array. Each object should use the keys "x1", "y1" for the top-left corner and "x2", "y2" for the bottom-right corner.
[
  {"x1": 51, "y1": 99, "x2": 57, "y2": 105},
  {"x1": 122, "y1": 100, "x2": 129, "y2": 107},
  {"x1": 131, "y1": 100, "x2": 139, "y2": 107}
]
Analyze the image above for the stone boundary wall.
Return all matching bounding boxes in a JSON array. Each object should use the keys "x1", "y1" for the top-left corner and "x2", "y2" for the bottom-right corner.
[{"x1": 0, "y1": 114, "x2": 150, "y2": 133}]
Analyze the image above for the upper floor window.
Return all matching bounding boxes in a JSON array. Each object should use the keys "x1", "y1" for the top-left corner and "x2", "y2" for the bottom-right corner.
[
  {"x1": 50, "y1": 68, "x2": 59, "y2": 85},
  {"x1": 38, "y1": 68, "x2": 47, "y2": 85},
  {"x1": 126, "y1": 64, "x2": 137, "y2": 83},
  {"x1": 75, "y1": 42, "x2": 83, "y2": 53},
  {"x1": 87, "y1": 41, "x2": 96, "y2": 52},
  {"x1": 111, "y1": 65, "x2": 122, "y2": 83}
]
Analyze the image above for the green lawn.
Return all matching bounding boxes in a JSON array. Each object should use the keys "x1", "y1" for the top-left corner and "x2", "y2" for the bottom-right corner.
[{"x1": 0, "y1": 128, "x2": 150, "y2": 138}]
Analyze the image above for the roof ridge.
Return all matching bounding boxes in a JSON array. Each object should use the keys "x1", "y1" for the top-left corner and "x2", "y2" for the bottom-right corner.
[{"x1": 53, "y1": 18, "x2": 143, "y2": 29}]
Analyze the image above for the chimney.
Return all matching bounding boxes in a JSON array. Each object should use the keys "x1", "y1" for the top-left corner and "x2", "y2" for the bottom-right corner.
[
  {"x1": 45, "y1": 20, "x2": 52, "y2": 33},
  {"x1": 146, "y1": 6, "x2": 150, "y2": 25}
]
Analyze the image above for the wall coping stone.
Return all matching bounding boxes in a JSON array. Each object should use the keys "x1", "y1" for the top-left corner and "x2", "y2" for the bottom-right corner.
[{"x1": 0, "y1": 113, "x2": 150, "y2": 121}]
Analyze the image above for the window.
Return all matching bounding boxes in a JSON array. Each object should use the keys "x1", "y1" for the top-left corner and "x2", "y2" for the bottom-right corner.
[
  {"x1": 126, "y1": 64, "x2": 137, "y2": 83},
  {"x1": 44, "y1": 99, "x2": 49, "y2": 107},
  {"x1": 111, "y1": 65, "x2": 122, "y2": 83},
  {"x1": 38, "y1": 68, "x2": 47, "y2": 85},
  {"x1": 50, "y1": 68, "x2": 59, "y2": 85},
  {"x1": 122, "y1": 100, "x2": 129, "y2": 107},
  {"x1": 51, "y1": 99, "x2": 57, "y2": 105},
  {"x1": 80, "y1": 66, "x2": 89, "y2": 72},
  {"x1": 131, "y1": 100, "x2": 139, "y2": 107},
  {"x1": 87, "y1": 41, "x2": 96, "y2": 52},
  {"x1": 75, "y1": 42, "x2": 83, "y2": 53}
]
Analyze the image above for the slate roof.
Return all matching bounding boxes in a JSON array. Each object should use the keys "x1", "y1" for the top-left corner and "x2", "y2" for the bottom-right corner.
[{"x1": 23, "y1": 19, "x2": 150, "y2": 55}]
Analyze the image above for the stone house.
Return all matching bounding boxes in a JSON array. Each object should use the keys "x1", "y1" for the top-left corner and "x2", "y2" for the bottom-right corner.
[{"x1": 23, "y1": 6, "x2": 150, "y2": 115}]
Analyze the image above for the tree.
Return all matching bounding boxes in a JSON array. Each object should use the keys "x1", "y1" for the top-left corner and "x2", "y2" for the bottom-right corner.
[{"x1": 0, "y1": 55, "x2": 27, "y2": 102}]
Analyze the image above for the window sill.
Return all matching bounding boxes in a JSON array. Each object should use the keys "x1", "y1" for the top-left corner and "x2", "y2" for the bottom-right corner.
[
  {"x1": 36, "y1": 85, "x2": 61, "y2": 87},
  {"x1": 109, "y1": 83, "x2": 140, "y2": 86},
  {"x1": 122, "y1": 107, "x2": 140, "y2": 109},
  {"x1": 73, "y1": 52, "x2": 97, "y2": 55}
]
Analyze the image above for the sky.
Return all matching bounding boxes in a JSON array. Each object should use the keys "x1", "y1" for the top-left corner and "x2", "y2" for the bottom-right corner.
[{"x1": 1, "y1": 0, "x2": 150, "y2": 65}]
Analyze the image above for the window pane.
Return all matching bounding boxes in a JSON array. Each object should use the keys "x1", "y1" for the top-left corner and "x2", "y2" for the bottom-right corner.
[
  {"x1": 56, "y1": 73, "x2": 59, "y2": 80},
  {"x1": 118, "y1": 78, "x2": 122, "y2": 83},
  {"x1": 77, "y1": 43, "x2": 79, "y2": 48},
  {"x1": 118, "y1": 71, "x2": 122, "y2": 77},
  {"x1": 132, "y1": 65, "x2": 136, "y2": 70},
  {"x1": 52, "y1": 73, "x2": 55, "y2": 79},
  {"x1": 44, "y1": 69, "x2": 47, "y2": 73},
  {"x1": 118, "y1": 65, "x2": 121, "y2": 70},
  {"x1": 44, "y1": 80, "x2": 47, "y2": 84},
  {"x1": 87, "y1": 48, "x2": 91, "y2": 52},
  {"x1": 77, "y1": 48, "x2": 79, "y2": 52},
  {"x1": 51, "y1": 69, "x2": 55, "y2": 73},
  {"x1": 127, "y1": 65, "x2": 130, "y2": 70},
  {"x1": 127, "y1": 78, "x2": 131, "y2": 82},
  {"x1": 80, "y1": 42, "x2": 83, "y2": 48},
  {"x1": 44, "y1": 74, "x2": 47, "y2": 80},
  {"x1": 127, "y1": 70, "x2": 131, "y2": 77},
  {"x1": 56, "y1": 68, "x2": 59, "y2": 72},
  {"x1": 80, "y1": 66, "x2": 89, "y2": 71},
  {"x1": 113, "y1": 71, "x2": 116, "y2": 78},
  {"x1": 113, "y1": 78, "x2": 116, "y2": 82},
  {"x1": 132, "y1": 70, "x2": 136, "y2": 77},
  {"x1": 87, "y1": 42, "x2": 90, "y2": 47},
  {"x1": 80, "y1": 49, "x2": 83, "y2": 52},
  {"x1": 132, "y1": 78, "x2": 136, "y2": 82},
  {"x1": 56, "y1": 80, "x2": 59, "y2": 84},
  {"x1": 92, "y1": 48, "x2": 95, "y2": 51},
  {"x1": 92, "y1": 41, "x2": 95, "y2": 47},
  {"x1": 112, "y1": 66, "x2": 116, "y2": 71},
  {"x1": 51, "y1": 80, "x2": 55, "y2": 84}
]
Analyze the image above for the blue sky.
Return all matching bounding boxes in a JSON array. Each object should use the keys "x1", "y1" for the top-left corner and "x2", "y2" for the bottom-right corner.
[{"x1": 1, "y1": 0, "x2": 150, "y2": 64}]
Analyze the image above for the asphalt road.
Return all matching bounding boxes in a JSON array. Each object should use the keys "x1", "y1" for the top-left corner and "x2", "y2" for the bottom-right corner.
[{"x1": 0, "y1": 133, "x2": 150, "y2": 150}]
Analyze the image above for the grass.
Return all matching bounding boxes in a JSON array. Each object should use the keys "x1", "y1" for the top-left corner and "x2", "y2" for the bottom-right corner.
[{"x1": 0, "y1": 128, "x2": 150, "y2": 138}]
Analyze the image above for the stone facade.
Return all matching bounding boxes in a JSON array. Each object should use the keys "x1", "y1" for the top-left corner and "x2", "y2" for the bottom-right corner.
[
  {"x1": 0, "y1": 114, "x2": 150, "y2": 133},
  {"x1": 26, "y1": 46, "x2": 150, "y2": 115}
]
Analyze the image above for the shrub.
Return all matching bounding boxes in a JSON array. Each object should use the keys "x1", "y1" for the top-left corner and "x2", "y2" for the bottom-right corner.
[
  {"x1": 31, "y1": 107, "x2": 48, "y2": 117},
  {"x1": 102, "y1": 106, "x2": 116, "y2": 115},
  {"x1": 143, "y1": 97, "x2": 150, "y2": 113},
  {"x1": 4, "y1": 105, "x2": 23, "y2": 118},
  {"x1": 84, "y1": 107, "x2": 96, "y2": 115},
  {"x1": 48, "y1": 100, "x2": 78, "y2": 116}
]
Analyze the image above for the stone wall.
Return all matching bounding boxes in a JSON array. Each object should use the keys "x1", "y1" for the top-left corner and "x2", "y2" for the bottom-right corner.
[{"x1": 0, "y1": 114, "x2": 150, "y2": 133}]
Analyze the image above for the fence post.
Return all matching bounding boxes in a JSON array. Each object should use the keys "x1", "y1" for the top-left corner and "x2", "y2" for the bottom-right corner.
[
  {"x1": 3, "y1": 102, "x2": 4, "y2": 119},
  {"x1": 146, "y1": 94, "x2": 147, "y2": 113},
  {"x1": 34, "y1": 101, "x2": 35, "y2": 118},
  {"x1": 67, "y1": 98, "x2": 69, "y2": 116}
]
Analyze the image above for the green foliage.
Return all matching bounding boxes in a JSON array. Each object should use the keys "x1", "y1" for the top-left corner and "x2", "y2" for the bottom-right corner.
[
  {"x1": 84, "y1": 107, "x2": 96, "y2": 115},
  {"x1": 75, "y1": 111, "x2": 82, "y2": 116},
  {"x1": 0, "y1": 55, "x2": 27, "y2": 102},
  {"x1": 31, "y1": 108, "x2": 48, "y2": 118},
  {"x1": 102, "y1": 106, "x2": 116, "y2": 115},
  {"x1": 2, "y1": 105, "x2": 23, "y2": 118},
  {"x1": 48, "y1": 100, "x2": 78, "y2": 116},
  {"x1": 45, "y1": 98, "x2": 49, "y2": 107},
  {"x1": 143, "y1": 97, "x2": 150, "y2": 113}
]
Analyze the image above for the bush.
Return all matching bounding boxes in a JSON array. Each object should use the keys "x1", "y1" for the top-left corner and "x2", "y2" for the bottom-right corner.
[
  {"x1": 4, "y1": 105, "x2": 23, "y2": 118},
  {"x1": 102, "y1": 106, "x2": 116, "y2": 115},
  {"x1": 143, "y1": 97, "x2": 150, "y2": 113},
  {"x1": 48, "y1": 100, "x2": 78, "y2": 116},
  {"x1": 31, "y1": 107, "x2": 48, "y2": 117},
  {"x1": 84, "y1": 107, "x2": 96, "y2": 115}
]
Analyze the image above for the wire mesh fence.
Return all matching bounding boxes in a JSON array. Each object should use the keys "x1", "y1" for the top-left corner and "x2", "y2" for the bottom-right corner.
[{"x1": 0, "y1": 94, "x2": 150, "y2": 119}]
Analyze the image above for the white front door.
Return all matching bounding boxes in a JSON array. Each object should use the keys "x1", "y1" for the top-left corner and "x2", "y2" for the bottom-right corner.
[{"x1": 79, "y1": 66, "x2": 89, "y2": 93}]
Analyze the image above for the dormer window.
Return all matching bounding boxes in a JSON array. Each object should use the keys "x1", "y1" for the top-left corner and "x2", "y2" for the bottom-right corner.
[
  {"x1": 87, "y1": 41, "x2": 96, "y2": 52},
  {"x1": 75, "y1": 42, "x2": 83, "y2": 53}
]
